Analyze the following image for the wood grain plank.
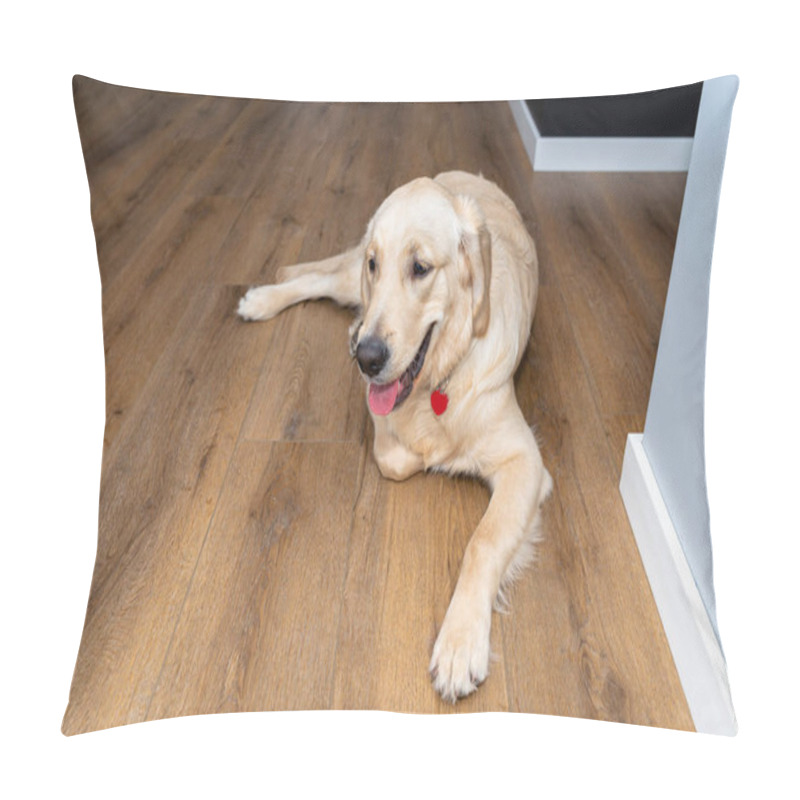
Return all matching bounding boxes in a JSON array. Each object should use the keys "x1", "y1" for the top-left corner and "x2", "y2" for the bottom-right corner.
[
  {"x1": 73, "y1": 77, "x2": 197, "y2": 178},
  {"x1": 213, "y1": 101, "x2": 537, "y2": 287},
  {"x1": 101, "y1": 196, "x2": 245, "y2": 448},
  {"x1": 331, "y1": 446, "x2": 508, "y2": 712},
  {"x1": 240, "y1": 301, "x2": 368, "y2": 443},
  {"x1": 506, "y1": 285, "x2": 694, "y2": 729},
  {"x1": 87, "y1": 95, "x2": 249, "y2": 285},
  {"x1": 529, "y1": 172, "x2": 683, "y2": 416},
  {"x1": 225, "y1": 105, "x2": 433, "y2": 443},
  {"x1": 209, "y1": 104, "x2": 349, "y2": 286},
  {"x1": 81, "y1": 95, "x2": 301, "y2": 294},
  {"x1": 146, "y1": 440, "x2": 361, "y2": 719},
  {"x1": 595, "y1": 172, "x2": 685, "y2": 324},
  {"x1": 301, "y1": 103, "x2": 414, "y2": 255},
  {"x1": 603, "y1": 412, "x2": 647, "y2": 473},
  {"x1": 209, "y1": 102, "x2": 392, "y2": 286},
  {"x1": 209, "y1": 195, "x2": 308, "y2": 286},
  {"x1": 62, "y1": 285, "x2": 274, "y2": 735},
  {"x1": 184, "y1": 99, "x2": 298, "y2": 199}
]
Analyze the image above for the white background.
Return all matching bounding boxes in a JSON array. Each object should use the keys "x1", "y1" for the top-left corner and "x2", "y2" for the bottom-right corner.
[{"x1": 3, "y1": 1, "x2": 797, "y2": 796}]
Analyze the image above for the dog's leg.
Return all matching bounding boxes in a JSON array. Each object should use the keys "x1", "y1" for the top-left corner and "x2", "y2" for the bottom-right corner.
[
  {"x1": 429, "y1": 408, "x2": 550, "y2": 702},
  {"x1": 495, "y1": 466, "x2": 553, "y2": 609},
  {"x1": 237, "y1": 246, "x2": 362, "y2": 321}
]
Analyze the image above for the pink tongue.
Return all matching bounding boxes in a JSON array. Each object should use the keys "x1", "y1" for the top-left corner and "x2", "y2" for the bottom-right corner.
[{"x1": 368, "y1": 379, "x2": 400, "y2": 416}]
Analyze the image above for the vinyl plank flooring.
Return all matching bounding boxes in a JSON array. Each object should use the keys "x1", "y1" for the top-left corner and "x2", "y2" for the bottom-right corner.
[
  {"x1": 331, "y1": 451, "x2": 507, "y2": 713},
  {"x1": 73, "y1": 77, "x2": 197, "y2": 179},
  {"x1": 595, "y1": 172, "x2": 685, "y2": 320},
  {"x1": 302, "y1": 104, "x2": 411, "y2": 258},
  {"x1": 85, "y1": 98, "x2": 299, "y2": 294},
  {"x1": 603, "y1": 413, "x2": 647, "y2": 473},
  {"x1": 247, "y1": 103, "x2": 348, "y2": 200},
  {"x1": 529, "y1": 172, "x2": 684, "y2": 417},
  {"x1": 146, "y1": 440, "x2": 362, "y2": 720},
  {"x1": 210, "y1": 195, "x2": 308, "y2": 286},
  {"x1": 507, "y1": 285, "x2": 693, "y2": 729},
  {"x1": 240, "y1": 301, "x2": 368, "y2": 443},
  {"x1": 62, "y1": 285, "x2": 274, "y2": 735},
  {"x1": 87, "y1": 95, "x2": 250, "y2": 283},
  {"x1": 210, "y1": 102, "x2": 390, "y2": 286},
  {"x1": 100, "y1": 195, "x2": 245, "y2": 448},
  {"x1": 184, "y1": 99, "x2": 298, "y2": 199}
]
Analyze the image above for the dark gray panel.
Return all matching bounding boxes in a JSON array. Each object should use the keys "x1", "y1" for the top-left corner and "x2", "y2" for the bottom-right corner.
[{"x1": 526, "y1": 82, "x2": 702, "y2": 137}]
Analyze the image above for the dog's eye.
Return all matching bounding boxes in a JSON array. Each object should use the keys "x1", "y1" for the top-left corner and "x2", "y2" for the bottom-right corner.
[
  {"x1": 368, "y1": 257, "x2": 376, "y2": 274},
  {"x1": 412, "y1": 260, "x2": 430, "y2": 278}
]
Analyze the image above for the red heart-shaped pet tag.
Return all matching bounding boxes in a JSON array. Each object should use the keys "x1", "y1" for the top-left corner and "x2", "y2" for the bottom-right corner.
[{"x1": 431, "y1": 389, "x2": 448, "y2": 416}]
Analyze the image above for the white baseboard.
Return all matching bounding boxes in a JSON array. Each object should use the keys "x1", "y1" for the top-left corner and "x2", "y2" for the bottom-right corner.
[
  {"x1": 619, "y1": 434, "x2": 737, "y2": 735},
  {"x1": 509, "y1": 99, "x2": 540, "y2": 172},
  {"x1": 508, "y1": 99, "x2": 692, "y2": 172}
]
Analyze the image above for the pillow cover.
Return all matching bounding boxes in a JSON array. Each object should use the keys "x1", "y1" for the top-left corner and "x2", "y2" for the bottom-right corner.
[{"x1": 63, "y1": 75, "x2": 735, "y2": 735}]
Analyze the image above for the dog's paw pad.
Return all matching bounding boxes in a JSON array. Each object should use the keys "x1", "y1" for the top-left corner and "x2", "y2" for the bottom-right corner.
[
  {"x1": 237, "y1": 286, "x2": 277, "y2": 321},
  {"x1": 429, "y1": 611, "x2": 491, "y2": 703}
]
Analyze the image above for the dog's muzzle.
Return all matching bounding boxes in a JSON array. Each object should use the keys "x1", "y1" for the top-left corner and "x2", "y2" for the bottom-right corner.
[{"x1": 355, "y1": 335, "x2": 390, "y2": 378}]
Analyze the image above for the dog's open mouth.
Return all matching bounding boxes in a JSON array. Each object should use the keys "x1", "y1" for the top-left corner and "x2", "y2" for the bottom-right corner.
[{"x1": 368, "y1": 325, "x2": 434, "y2": 416}]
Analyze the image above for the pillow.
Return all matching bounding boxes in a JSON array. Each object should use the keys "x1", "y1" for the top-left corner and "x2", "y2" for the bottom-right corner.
[{"x1": 63, "y1": 75, "x2": 736, "y2": 735}]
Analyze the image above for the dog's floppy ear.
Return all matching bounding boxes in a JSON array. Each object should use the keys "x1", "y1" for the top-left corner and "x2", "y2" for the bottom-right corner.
[{"x1": 453, "y1": 195, "x2": 492, "y2": 338}]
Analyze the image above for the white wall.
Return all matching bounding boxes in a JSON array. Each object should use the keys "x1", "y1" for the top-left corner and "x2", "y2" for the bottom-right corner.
[{"x1": 642, "y1": 75, "x2": 739, "y2": 643}]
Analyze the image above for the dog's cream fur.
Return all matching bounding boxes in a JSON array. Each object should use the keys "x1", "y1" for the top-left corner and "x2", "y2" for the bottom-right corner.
[{"x1": 238, "y1": 171, "x2": 552, "y2": 702}]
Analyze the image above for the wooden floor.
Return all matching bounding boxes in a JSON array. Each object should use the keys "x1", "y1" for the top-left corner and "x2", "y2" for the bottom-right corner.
[{"x1": 63, "y1": 76, "x2": 694, "y2": 734}]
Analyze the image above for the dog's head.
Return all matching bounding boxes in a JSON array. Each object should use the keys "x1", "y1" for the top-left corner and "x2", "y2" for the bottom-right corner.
[{"x1": 351, "y1": 177, "x2": 492, "y2": 416}]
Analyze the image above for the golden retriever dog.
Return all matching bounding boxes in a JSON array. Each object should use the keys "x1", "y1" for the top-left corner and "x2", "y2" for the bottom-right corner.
[{"x1": 238, "y1": 171, "x2": 552, "y2": 702}]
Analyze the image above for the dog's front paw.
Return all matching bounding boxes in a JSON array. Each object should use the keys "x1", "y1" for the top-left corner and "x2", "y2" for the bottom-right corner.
[
  {"x1": 237, "y1": 286, "x2": 280, "y2": 321},
  {"x1": 429, "y1": 604, "x2": 492, "y2": 702}
]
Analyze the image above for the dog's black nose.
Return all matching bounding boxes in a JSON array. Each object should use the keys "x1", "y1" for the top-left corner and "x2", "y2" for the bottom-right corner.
[{"x1": 356, "y1": 336, "x2": 389, "y2": 378}]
